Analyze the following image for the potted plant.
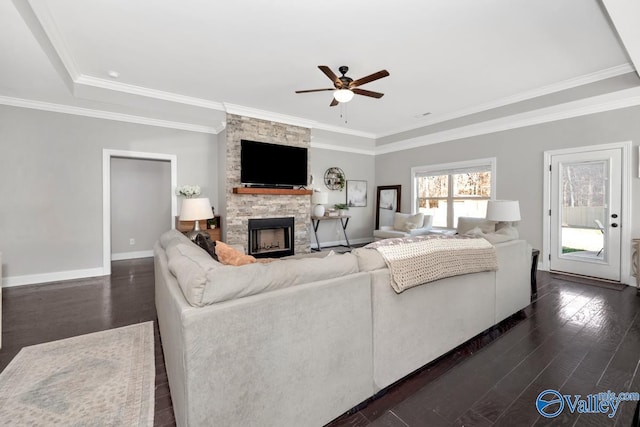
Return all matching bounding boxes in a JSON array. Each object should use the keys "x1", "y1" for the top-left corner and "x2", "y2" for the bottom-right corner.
[{"x1": 334, "y1": 203, "x2": 349, "y2": 216}]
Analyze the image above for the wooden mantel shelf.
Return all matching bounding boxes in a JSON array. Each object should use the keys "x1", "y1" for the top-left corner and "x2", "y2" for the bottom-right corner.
[{"x1": 233, "y1": 187, "x2": 312, "y2": 195}]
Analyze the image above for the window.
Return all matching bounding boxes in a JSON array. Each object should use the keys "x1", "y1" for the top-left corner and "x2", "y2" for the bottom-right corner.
[{"x1": 412, "y1": 158, "x2": 495, "y2": 228}]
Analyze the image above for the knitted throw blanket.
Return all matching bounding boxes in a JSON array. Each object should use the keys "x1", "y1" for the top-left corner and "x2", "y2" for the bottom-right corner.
[{"x1": 365, "y1": 234, "x2": 498, "y2": 293}]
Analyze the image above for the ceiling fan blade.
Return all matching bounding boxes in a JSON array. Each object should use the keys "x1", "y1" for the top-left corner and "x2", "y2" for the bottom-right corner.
[
  {"x1": 330, "y1": 98, "x2": 339, "y2": 107},
  {"x1": 295, "y1": 88, "x2": 335, "y2": 94},
  {"x1": 318, "y1": 65, "x2": 339, "y2": 83},
  {"x1": 349, "y1": 70, "x2": 390, "y2": 88},
  {"x1": 352, "y1": 88, "x2": 384, "y2": 99}
]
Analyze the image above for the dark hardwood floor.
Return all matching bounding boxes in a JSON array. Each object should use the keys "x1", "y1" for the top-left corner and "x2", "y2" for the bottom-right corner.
[
  {"x1": 0, "y1": 258, "x2": 175, "y2": 427},
  {"x1": 1, "y1": 259, "x2": 639, "y2": 426}
]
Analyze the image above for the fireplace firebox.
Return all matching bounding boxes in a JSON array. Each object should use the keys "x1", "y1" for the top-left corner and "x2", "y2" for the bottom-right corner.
[{"x1": 248, "y1": 217, "x2": 295, "y2": 258}]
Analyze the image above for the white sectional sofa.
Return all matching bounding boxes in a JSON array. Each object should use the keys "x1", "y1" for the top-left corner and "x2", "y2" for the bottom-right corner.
[{"x1": 154, "y1": 229, "x2": 531, "y2": 427}]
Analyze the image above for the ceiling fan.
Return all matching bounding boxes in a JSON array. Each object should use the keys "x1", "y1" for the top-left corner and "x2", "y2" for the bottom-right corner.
[{"x1": 296, "y1": 65, "x2": 390, "y2": 106}]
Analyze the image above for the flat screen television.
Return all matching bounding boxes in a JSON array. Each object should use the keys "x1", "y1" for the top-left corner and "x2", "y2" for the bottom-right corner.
[{"x1": 240, "y1": 140, "x2": 308, "y2": 187}]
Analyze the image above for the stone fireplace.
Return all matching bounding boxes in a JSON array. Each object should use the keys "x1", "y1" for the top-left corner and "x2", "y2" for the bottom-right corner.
[
  {"x1": 248, "y1": 217, "x2": 294, "y2": 258},
  {"x1": 221, "y1": 114, "x2": 311, "y2": 254}
]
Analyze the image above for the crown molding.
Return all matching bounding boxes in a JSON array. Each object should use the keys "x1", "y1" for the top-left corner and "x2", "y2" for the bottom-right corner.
[
  {"x1": 310, "y1": 142, "x2": 376, "y2": 155},
  {"x1": 378, "y1": 63, "x2": 636, "y2": 138},
  {"x1": 223, "y1": 103, "x2": 318, "y2": 129},
  {"x1": 0, "y1": 96, "x2": 223, "y2": 134},
  {"x1": 375, "y1": 86, "x2": 640, "y2": 155},
  {"x1": 223, "y1": 103, "x2": 377, "y2": 139},
  {"x1": 76, "y1": 75, "x2": 226, "y2": 110},
  {"x1": 312, "y1": 122, "x2": 377, "y2": 139}
]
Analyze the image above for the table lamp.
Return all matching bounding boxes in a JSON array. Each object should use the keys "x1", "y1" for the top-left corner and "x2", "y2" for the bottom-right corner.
[
  {"x1": 180, "y1": 197, "x2": 214, "y2": 240},
  {"x1": 486, "y1": 200, "x2": 521, "y2": 237},
  {"x1": 311, "y1": 191, "x2": 329, "y2": 217}
]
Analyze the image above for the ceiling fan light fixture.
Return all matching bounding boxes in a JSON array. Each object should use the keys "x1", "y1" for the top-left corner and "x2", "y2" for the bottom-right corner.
[{"x1": 333, "y1": 89, "x2": 354, "y2": 103}]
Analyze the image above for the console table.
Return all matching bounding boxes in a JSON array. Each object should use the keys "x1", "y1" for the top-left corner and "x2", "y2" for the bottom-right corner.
[{"x1": 311, "y1": 215, "x2": 351, "y2": 251}]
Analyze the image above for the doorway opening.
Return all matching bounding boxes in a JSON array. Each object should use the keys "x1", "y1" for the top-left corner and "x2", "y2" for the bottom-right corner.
[{"x1": 102, "y1": 149, "x2": 177, "y2": 275}]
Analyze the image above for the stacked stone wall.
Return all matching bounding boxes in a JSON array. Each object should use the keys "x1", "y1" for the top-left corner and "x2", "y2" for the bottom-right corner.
[{"x1": 224, "y1": 114, "x2": 311, "y2": 253}]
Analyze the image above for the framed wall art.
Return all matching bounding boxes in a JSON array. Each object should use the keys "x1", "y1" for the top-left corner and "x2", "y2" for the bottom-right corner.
[{"x1": 346, "y1": 180, "x2": 367, "y2": 207}]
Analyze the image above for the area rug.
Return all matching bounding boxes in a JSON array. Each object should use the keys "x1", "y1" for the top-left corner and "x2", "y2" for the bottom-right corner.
[{"x1": 0, "y1": 322, "x2": 155, "y2": 426}]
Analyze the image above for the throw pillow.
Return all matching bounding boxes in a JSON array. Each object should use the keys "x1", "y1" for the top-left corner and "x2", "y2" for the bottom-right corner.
[
  {"x1": 457, "y1": 217, "x2": 496, "y2": 235},
  {"x1": 393, "y1": 212, "x2": 424, "y2": 231},
  {"x1": 215, "y1": 241, "x2": 257, "y2": 266},
  {"x1": 404, "y1": 221, "x2": 419, "y2": 231},
  {"x1": 194, "y1": 233, "x2": 218, "y2": 261}
]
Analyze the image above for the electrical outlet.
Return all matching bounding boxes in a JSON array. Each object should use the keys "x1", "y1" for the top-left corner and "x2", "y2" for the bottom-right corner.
[{"x1": 129, "y1": 238, "x2": 135, "y2": 245}]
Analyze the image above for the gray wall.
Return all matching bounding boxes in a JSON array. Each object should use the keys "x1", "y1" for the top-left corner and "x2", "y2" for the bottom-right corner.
[
  {"x1": 0, "y1": 105, "x2": 218, "y2": 280},
  {"x1": 310, "y1": 147, "x2": 376, "y2": 246},
  {"x1": 376, "y1": 105, "x2": 640, "y2": 262},
  {"x1": 8, "y1": 102, "x2": 637, "y2": 281},
  {"x1": 110, "y1": 157, "x2": 171, "y2": 256}
]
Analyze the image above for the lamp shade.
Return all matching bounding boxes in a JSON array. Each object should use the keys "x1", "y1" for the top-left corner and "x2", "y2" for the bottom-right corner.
[
  {"x1": 180, "y1": 198, "x2": 214, "y2": 221},
  {"x1": 311, "y1": 191, "x2": 328, "y2": 205},
  {"x1": 486, "y1": 200, "x2": 521, "y2": 222},
  {"x1": 333, "y1": 89, "x2": 354, "y2": 103}
]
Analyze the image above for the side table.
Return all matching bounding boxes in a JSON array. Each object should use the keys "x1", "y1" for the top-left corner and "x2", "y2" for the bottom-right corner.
[{"x1": 531, "y1": 249, "x2": 540, "y2": 301}]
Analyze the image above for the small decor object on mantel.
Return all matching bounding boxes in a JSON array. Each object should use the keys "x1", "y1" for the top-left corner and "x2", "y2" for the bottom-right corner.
[
  {"x1": 175, "y1": 185, "x2": 201, "y2": 198},
  {"x1": 324, "y1": 167, "x2": 346, "y2": 191}
]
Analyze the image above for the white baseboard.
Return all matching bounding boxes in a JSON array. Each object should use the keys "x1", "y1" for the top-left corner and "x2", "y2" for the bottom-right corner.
[
  {"x1": 3, "y1": 267, "x2": 106, "y2": 288},
  {"x1": 310, "y1": 237, "x2": 373, "y2": 250},
  {"x1": 111, "y1": 250, "x2": 154, "y2": 261}
]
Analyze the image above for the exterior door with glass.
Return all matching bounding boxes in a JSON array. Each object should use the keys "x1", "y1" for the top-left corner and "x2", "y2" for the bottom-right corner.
[{"x1": 549, "y1": 148, "x2": 622, "y2": 281}]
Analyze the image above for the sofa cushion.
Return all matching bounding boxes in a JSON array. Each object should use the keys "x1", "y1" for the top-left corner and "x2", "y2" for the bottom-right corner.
[
  {"x1": 462, "y1": 225, "x2": 519, "y2": 244},
  {"x1": 166, "y1": 242, "x2": 222, "y2": 306},
  {"x1": 159, "y1": 229, "x2": 192, "y2": 250},
  {"x1": 393, "y1": 213, "x2": 424, "y2": 231},
  {"x1": 352, "y1": 248, "x2": 387, "y2": 271},
  {"x1": 281, "y1": 250, "x2": 335, "y2": 260},
  {"x1": 373, "y1": 229, "x2": 411, "y2": 240},
  {"x1": 484, "y1": 226, "x2": 519, "y2": 243},
  {"x1": 200, "y1": 252, "x2": 360, "y2": 305},
  {"x1": 456, "y1": 217, "x2": 496, "y2": 235}
]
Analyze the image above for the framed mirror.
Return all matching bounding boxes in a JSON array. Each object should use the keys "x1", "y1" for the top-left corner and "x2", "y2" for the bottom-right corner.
[{"x1": 375, "y1": 185, "x2": 401, "y2": 229}]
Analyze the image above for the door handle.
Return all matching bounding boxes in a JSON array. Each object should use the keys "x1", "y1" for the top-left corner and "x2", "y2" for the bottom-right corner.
[{"x1": 611, "y1": 223, "x2": 619, "y2": 228}]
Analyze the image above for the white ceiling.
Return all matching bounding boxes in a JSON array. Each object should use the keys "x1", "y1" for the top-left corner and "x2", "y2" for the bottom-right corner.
[{"x1": 1, "y1": 0, "x2": 638, "y2": 139}]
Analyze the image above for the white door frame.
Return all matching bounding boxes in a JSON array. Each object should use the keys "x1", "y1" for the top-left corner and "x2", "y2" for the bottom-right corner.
[
  {"x1": 102, "y1": 149, "x2": 177, "y2": 275},
  {"x1": 542, "y1": 141, "x2": 632, "y2": 283}
]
